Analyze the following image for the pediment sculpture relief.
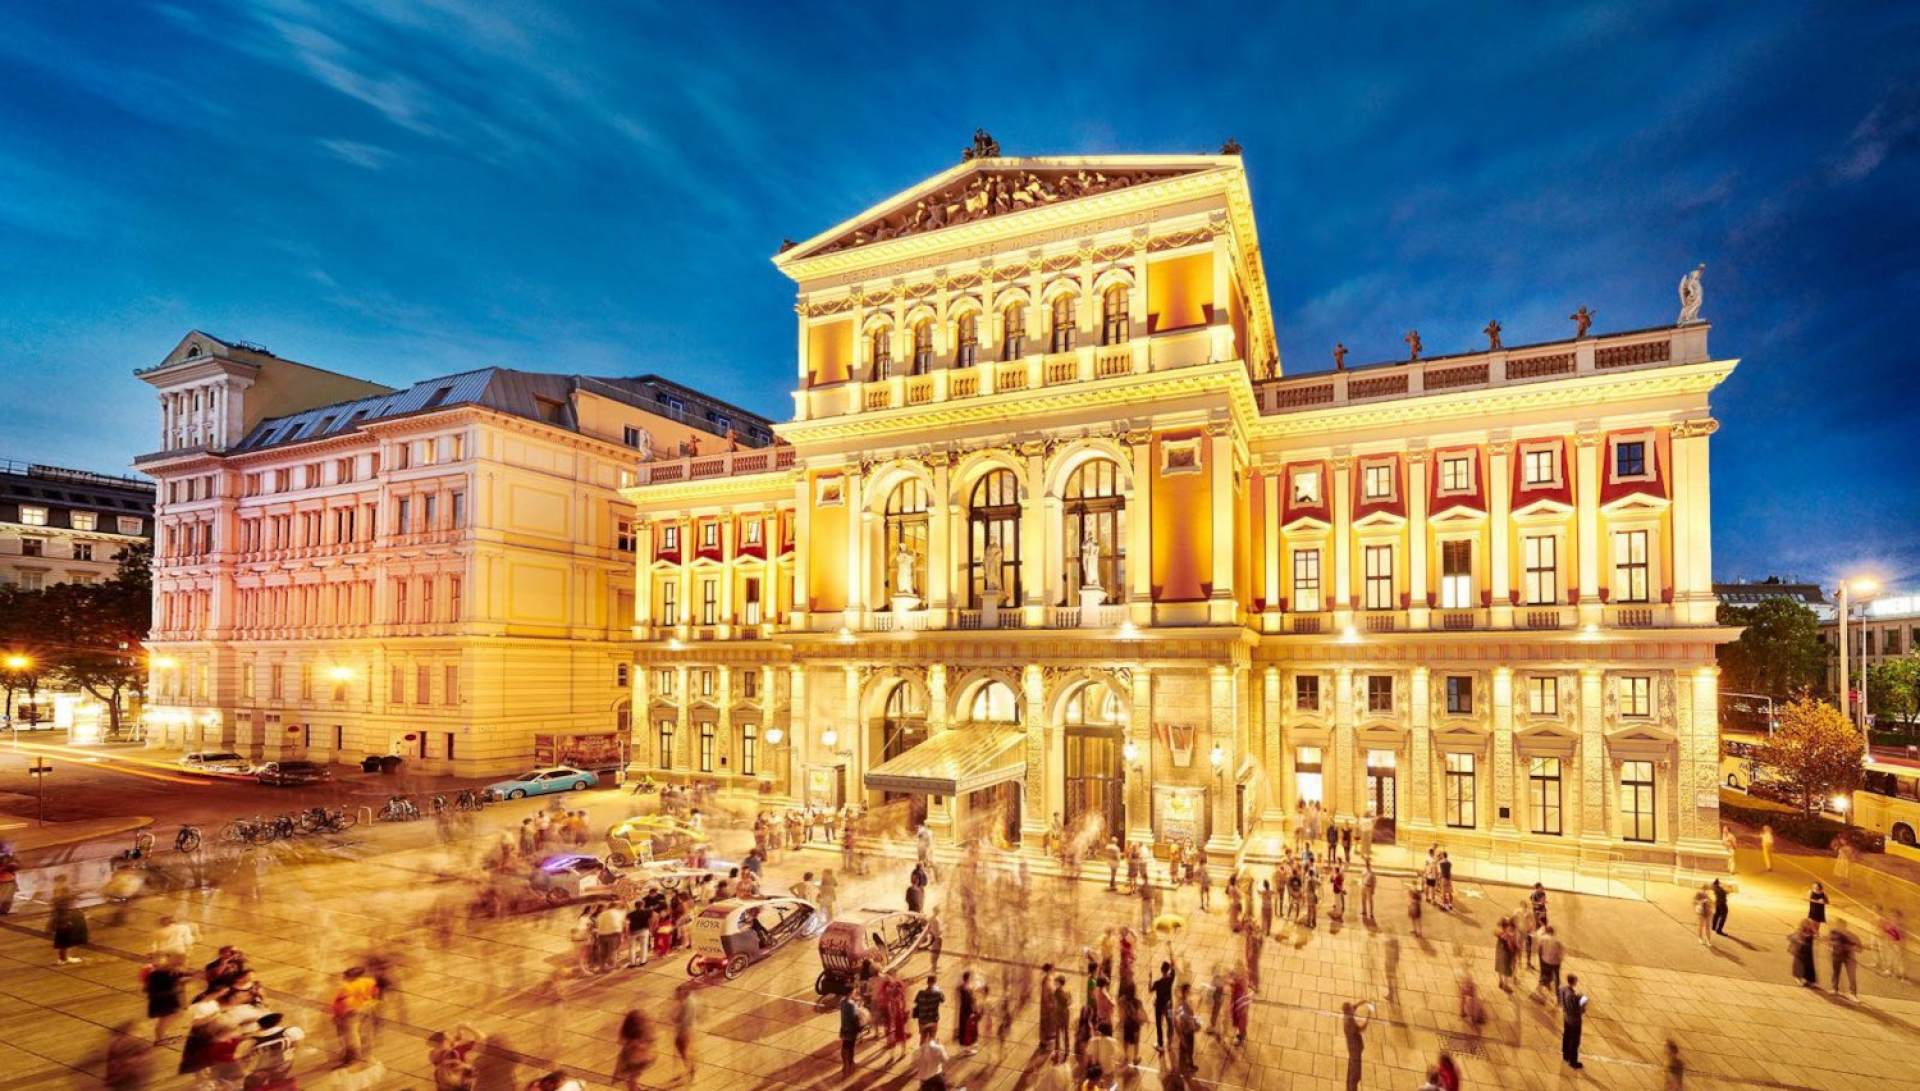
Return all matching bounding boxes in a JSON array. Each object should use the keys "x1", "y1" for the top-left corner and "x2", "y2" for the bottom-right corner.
[{"x1": 815, "y1": 167, "x2": 1187, "y2": 255}]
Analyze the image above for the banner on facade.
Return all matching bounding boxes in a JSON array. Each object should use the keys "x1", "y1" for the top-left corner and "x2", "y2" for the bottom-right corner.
[
  {"x1": 1153, "y1": 784, "x2": 1209, "y2": 846},
  {"x1": 534, "y1": 732, "x2": 625, "y2": 769}
]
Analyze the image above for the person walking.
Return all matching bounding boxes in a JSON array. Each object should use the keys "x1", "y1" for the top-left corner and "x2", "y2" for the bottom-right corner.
[
  {"x1": 1196, "y1": 858, "x2": 1212, "y2": 912},
  {"x1": 1535, "y1": 924, "x2": 1564, "y2": 1001},
  {"x1": 1150, "y1": 961, "x2": 1175, "y2": 1055},
  {"x1": 330, "y1": 966, "x2": 380, "y2": 1067},
  {"x1": 1106, "y1": 837, "x2": 1124, "y2": 891},
  {"x1": 1694, "y1": 885, "x2": 1715, "y2": 947},
  {"x1": 49, "y1": 876, "x2": 88, "y2": 965},
  {"x1": 956, "y1": 969, "x2": 983, "y2": 1056},
  {"x1": 613, "y1": 1010, "x2": 656, "y2": 1091},
  {"x1": 1383, "y1": 935, "x2": 1402, "y2": 1005},
  {"x1": 1830, "y1": 919, "x2": 1861, "y2": 999},
  {"x1": 926, "y1": 912, "x2": 945, "y2": 974},
  {"x1": 1118, "y1": 979, "x2": 1146, "y2": 1069},
  {"x1": 1172, "y1": 983, "x2": 1200, "y2": 1082},
  {"x1": 1789, "y1": 919, "x2": 1819, "y2": 986},
  {"x1": 593, "y1": 901, "x2": 627, "y2": 973},
  {"x1": 913, "y1": 1024, "x2": 950, "y2": 1091},
  {"x1": 143, "y1": 955, "x2": 185, "y2": 1044},
  {"x1": 1879, "y1": 907, "x2": 1908, "y2": 980},
  {"x1": 1808, "y1": 882, "x2": 1830, "y2": 933},
  {"x1": 839, "y1": 992, "x2": 864, "y2": 1078},
  {"x1": 1721, "y1": 826, "x2": 1739, "y2": 874},
  {"x1": 1228, "y1": 972, "x2": 1251, "y2": 1048},
  {"x1": 1340, "y1": 1000, "x2": 1374, "y2": 1091},
  {"x1": 913, "y1": 974, "x2": 945, "y2": 1038},
  {"x1": 672, "y1": 987, "x2": 700, "y2": 1083},
  {"x1": 1494, "y1": 918, "x2": 1518, "y2": 992},
  {"x1": 1406, "y1": 881, "x2": 1423, "y2": 938},
  {"x1": 1302, "y1": 870, "x2": 1319, "y2": 930},
  {"x1": 1439, "y1": 852, "x2": 1455, "y2": 911},
  {"x1": 1557, "y1": 975, "x2": 1588, "y2": 1070},
  {"x1": 1760, "y1": 824, "x2": 1775, "y2": 871},
  {"x1": 1711, "y1": 878, "x2": 1730, "y2": 936},
  {"x1": 1360, "y1": 861, "x2": 1377, "y2": 925}
]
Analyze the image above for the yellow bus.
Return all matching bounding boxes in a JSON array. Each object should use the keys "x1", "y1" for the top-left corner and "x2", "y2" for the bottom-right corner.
[{"x1": 1856, "y1": 760, "x2": 1920, "y2": 847}]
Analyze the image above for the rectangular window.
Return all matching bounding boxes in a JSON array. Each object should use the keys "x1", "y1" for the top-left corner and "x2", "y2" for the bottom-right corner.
[
  {"x1": 70, "y1": 511, "x2": 97, "y2": 531},
  {"x1": 393, "y1": 578, "x2": 408, "y2": 623},
  {"x1": 1440, "y1": 539, "x2": 1473, "y2": 609},
  {"x1": 268, "y1": 664, "x2": 283, "y2": 700},
  {"x1": 699, "y1": 669, "x2": 715, "y2": 697},
  {"x1": 416, "y1": 665, "x2": 431, "y2": 705},
  {"x1": 1615, "y1": 440, "x2": 1647, "y2": 478},
  {"x1": 700, "y1": 579, "x2": 718, "y2": 626},
  {"x1": 74, "y1": 542, "x2": 94, "y2": 562},
  {"x1": 1523, "y1": 535, "x2": 1558, "y2": 605},
  {"x1": 656, "y1": 721, "x2": 675, "y2": 768},
  {"x1": 20, "y1": 538, "x2": 43, "y2": 557},
  {"x1": 744, "y1": 577, "x2": 762, "y2": 626},
  {"x1": 396, "y1": 498, "x2": 411, "y2": 535},
  {"x1": 1445, "y1": 752, "x2": 1477, "y2": 828},
  {"x1": 1294, "y1": 746, "x2": 1324, "y2": 804},
  {"x1": 1293, "y1": 549, "x2": 1322, "y2": 613},
  {"x1": 742, "y1": 670, "x2": 758, "y2": 699},
  {"x1": 1528, "y1": 676, "x2": 1559, "y2": 716},
  {"x1": 743, "y1": 519, "x2": 761, "y2": 545},
  {"x1": 740, "y1": 723, "x2": 758, "y2": 776},
  {"x1": 1445, "y1": 675, "x2": 1473, "y2": 715},
  {"x1": 1530, "y1": 757, "x2": 1563, "y2": 835},
  {"x1": 448, "y1": 575, "x2": 463, "y2": 620},
  {"x1": 616, "y1": 519, "x2": 636, "y2": 552},
  {"x1": 1367, "y1": 675, "x2": 1393, "y2": 713},
  {"x1": 655, "y1": 668, "x2": 676, "y2": 696},
  {"x1": 242, "y1": 663, "x2": 256, "y2": 699},
  {"x1": 117, "y1": 516, "x2": 143, "y2": 535},
  {"x1": 1295, "y1": 674, "x2": 1320, "y2": 711},
  {"x1": 444, "y1": 665, "x2": 459, "y2": 705},
  {"x1": 1291, "y1": 469, "x2": 1321, "y2": 505},
  {"x1": 1523, "y1": 447, "x2": 1557, "y2": 486},
  {"x1": 1363, "y1": 463, "x2": 1393, "y2": 500},
  {"x1": 1364, "y1": 544, "x2": 1395, "y2": 610},
  {"x1": 391, "y1": 664, "x2": 405, "y2": 705},
  {"x1": 661, "y1": 525, "x2": 679, "y2": 551},
  {"x1": 1613, "y1": 530, "x2": 1649, "y2": 604},
  {"x1": 1621, "y1": 760, "x2": 1656, "y2": 842},
  {"x1": 423, "y1": 494, "x2": 438, "y2": 530},
  {"x1": 1622, "y1": 676, "x2": 1652, "y2": 718},
  {"x1": 19, "y1": 506, "x2": 48, "y2": 528},
  {"x1": 1439, "y1": 456, "x2": 1471, "y2": 493},
  {"x1": 700, "y1": 522, "x2": 718, "y2": 548},
  {"x1": 698, "y1": 723, "x2": 716, "y2": 773},
  {"x1": 660, "y1": 581, "x2": 678, "y2": 626},
  {"x1": 623, "y1": 425, "x2": 644, "y2": 449},
  {"x1": 616, "y1": 663, "x2": 631, "y2": 687}
]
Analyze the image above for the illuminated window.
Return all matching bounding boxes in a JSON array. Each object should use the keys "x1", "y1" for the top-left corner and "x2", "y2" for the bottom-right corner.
[
  {"x1": 70, "y1": 511, "x2": 97, "y2": 531},
  {"x1": 870, "y1": 327, "x2": 893, "y2": 378},
  {"x1": 1531, "y1": 757, "x2": 1563, "y2": 835},
  {"x1": 1445, "y1": 675, "x2": 1472, "y2": 714},
  {"x1": 1363, "y1": 463, "x2": 1393, "y2": 500},
  {"x1": 1613, "y1": 530, "x2": 1649, "y2": 604},
  {"x1": 1523, "y1": 446, "x2": 1558, "y2": 487},
  {"x1": 657, "y1": 720, "x2": 675, "y2": 768},
  {"x1": 1445, "y1": 753, "x2": 1476, "y2": 828},
  {"x1": 1528, "y1": 676, "x2": 1559, "y2": 716},
  {"x1": 1293, "y1": 549, "x2": 1322, "y2": 612},
  {"x1": 912, "y1": 319, "x2": 934, "y2": 375},
  {"x1": 1621, "y1": 760, "x2": 1656, "y2": 842},
  {"x1": 18, "y1": 505, "x2": 47, "y2": 526},
  {"x1": 701, "y1": 579, "x2": 718, "y2": 626},
  {"x1": 698, "y1": 722, "x2": 716, "y2": 772},
  {"x1": 1523, "y1": 535, "x2": 1558, "y2": 605},
  {"x1": 1295, "y1": 746, "x2": 1324, "y2": 804},
  {"x1": 1364, "y1": 544, "x2": 1394, "y2": 610},
  {"x1": 1440, "y1": 540, "x2": 1473, "y2": 609},
  {"x1": 1291, "y1": 468, "x2": 1321, "y2": 505},
  {"x1": 967, "y1": 470, "x2": 1021, "y2": 608},
  {"x1": 740, "y1": 723, "x2": 758, "y2": 776},
  {"x1": 968, "y1": 680, "x2": 1020, "y2": 723},
  {"x1": 1001, "y1": 304, "x2": 1025, "y2": 360},
  {"x1": 1439, "y1": 456, "x2": 1471, "y2": 493},
  {"x1": 1050, "y1": 294, "x2": 1076, "y2": 353},
  {"x1": 660, "y1": 525, "x2": 679, "y2": 551},
  {"x1": 660, "y1": 581, "x2": 678, "y2": 626},
  {"x1": 700, "y1": 522, "x2": 718, "y2": 548},
  {"x1": 1294, "y1": 675, "x2": 1320, "y2": 711},
  {"x1": 1101, "y1": 284, "x2": 1130, "y2": 346},
  {"x1": 955, "y1": 312, "x2": 978, "y2": 367},
  {"x1": 1621, "y1": 676, "x2": 1652, "y2": 718},
  {"x1": 884, "y1": 479, "x2": 929, "y2": 600}
]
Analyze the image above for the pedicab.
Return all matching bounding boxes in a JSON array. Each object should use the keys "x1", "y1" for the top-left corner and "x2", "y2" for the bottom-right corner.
[
  {"x1": 686, "y1": 896, "x2": 821, "y2": 980},
  {"x1": 813, "y1": 907, "x2": 929, "y2": 996},
  {"x1": 528, "y1": 852, "x2": 721, "y2": 905},
  {"x1": 605, "y1": 814, "x2": 707, "y2": 867}
]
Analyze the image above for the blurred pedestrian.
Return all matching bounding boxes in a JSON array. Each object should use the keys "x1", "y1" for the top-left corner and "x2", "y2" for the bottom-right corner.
[
  {"x1": 613, "y1": 1010, "x2": 655, "y2": 1091},
  {"x1": 1360, "y1": 861, "x2": 1376, "y2": 925},
  {"x1": 839, "y1": 992, "x2": 864, "y2": 1078},
  {"x1": 1535, "y1": 924, "x2": 1564, "y2": 1000},
  {"x1": 913, "y1": 974, "x2": 945, "y2": 1037},
  {"x1": 1341, "y1": 1000, "x2": 1374, "y2": 1091},
  {"x1": 1694, "y1": 885, "x2": 1714, "y2": 947},
  {"x1": 1760, "y1": 824, "x2": 1774, "y2": 871},
  {"x1": 672, "y1": 988, "x2": 699, "y2": 1082},
  {"x1": 1664, "y1": 1038, "x2": 1686, "y2": 1089},
  {"x1": 49, "y1": 875, "x2": 89, "y2": 965},
  {"x1": 142, "y1": 955, "x2": 185, "y2": 1044},
  {"x1": 1830, "y1": 919, "x2": 1861, "y2": 998},
  {"x1": 1557, "y1": 974, "x2": 1587, "y2": 1069},
  {"x1": 1711, "y1": 878, "x2": 1730, "y2": 935},
  {"x1": 1407, "y1": 881, "x2": 1423, "y2": 938},
  {"x1": 330, "y1": 966, "x2": 380, "y2": 1067}
]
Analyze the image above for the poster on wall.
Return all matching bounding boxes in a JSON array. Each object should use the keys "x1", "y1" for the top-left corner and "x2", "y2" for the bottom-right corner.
[
  {"x1": 1153, "y1": 784, "x2": 1209, "y2": 846},
  {"x1": 806, "y1": 765, "x2": 844, "y2": 809},
  {"x1": 534, "y1": 732, "x2": 625, "y2": 769}
]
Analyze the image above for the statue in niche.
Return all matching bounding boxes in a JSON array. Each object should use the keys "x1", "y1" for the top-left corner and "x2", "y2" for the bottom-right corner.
[
  {"x1": 981, "y1": 540, "x2": 1003, "y2": 598},
  {"x1": 1080, "y1": 526, "x2": 1103, "y2": 590},
  {"x1": 1677, "y1": 264, "x2": 1705, "y2": 325},
  {"x1": 893, "y1": 540, "x2": 917, "y2": 598}
]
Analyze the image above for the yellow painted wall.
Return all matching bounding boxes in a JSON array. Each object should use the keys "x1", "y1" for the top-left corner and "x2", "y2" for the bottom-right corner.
[
  {"x1": 1147, "y1": 254, "x2": 1213, "y2": 334},
  {"x1": 807, "y1": 473, "x2": 847, "y2": 611},
  {"x1": 1247, "y1": 472, "x2": 1266, "y2": 609},
  {"x1": 807, "y1": 319, "x2": 853, "y2": 386},
  {"x1": 1150, "y1": 435, "x2": 1210, "y2": 601}
]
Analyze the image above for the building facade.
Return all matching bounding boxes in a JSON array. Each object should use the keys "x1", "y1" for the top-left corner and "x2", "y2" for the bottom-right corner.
[
  {"x1": 622, "y1": 149, "x2": 1738, "y2": 871},
  {"x1": 1, "y1": 458, "x2": 155, "y2": 734},
  {"x1": 134, "y1": 331, "x2": 770, "y2": 773},
  {"x1": 1823, "y1": 592, "x2": 1920, "y2": 703}
]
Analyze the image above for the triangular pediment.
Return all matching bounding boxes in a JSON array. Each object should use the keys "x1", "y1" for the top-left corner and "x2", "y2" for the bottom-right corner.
[
  {"x1": 778, "y1": 154, "x2": 1222, "y2": 264},
  {"x1": 144, "y1": 329, "x2": 279, "y2": 376}
]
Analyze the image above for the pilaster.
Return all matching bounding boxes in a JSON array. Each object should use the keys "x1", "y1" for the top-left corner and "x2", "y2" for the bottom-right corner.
[
  {"x1": 1127, "y1": 666, "x2": 1154, "y2": 846},
  {"x1": 1578, "y1": 668, "x2": 1606, "y2": 841},
  {"x1": 1205, "y1": 664, "x2": 1242, "y2": 854},
  {"x1": 1408, "y1": 450, "x2": 1430, "y2": 629},
  {"x1": 1575, "y1": 430, "x2": 1602, "y2": 627},
  {"x1": 1332, "y1": 454, "x2": 1353, "y2": 627},
  {"x1": 1207, "y1": 423, "x2": 1236, "y2": 623},
  {"x1": 1333, "y1": 665, "x2": 1355, "y2": 818},
  {"x1": 1492, "y1": 667, "x2": 1517, "y2": 834},
  {"x1": 1409, "y1": 665, "x2": 1432, "y2": 829},
  {"x1": 1489, "y1": 438, "x2": 1513, "y2": 628},
  {"x1": 1127, "y1": 430, "x2": 1154, "y2": 624},
  {"x1": 1022, "y1": 663, "x2": 1048, "y2": 844}
]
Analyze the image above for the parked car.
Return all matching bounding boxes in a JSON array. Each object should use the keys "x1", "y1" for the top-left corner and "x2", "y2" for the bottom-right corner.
[
  {"x1": 255, "y1": 760, "x2": 333, "y2": 787},
  {"x1": 178, "y1": 751, "x2": 253, "y2": 776},
  {"x1": 485, "y1": 766, "x2": 598, "y2": 800}
]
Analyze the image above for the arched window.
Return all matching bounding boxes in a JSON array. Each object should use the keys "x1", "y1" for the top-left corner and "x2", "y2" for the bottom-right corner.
[
  {"x1": 1102, "y1": 285, "x2": 1130, "y2": 346},
  {"x1": 870, "y1": 327, "x2": 893, "y2": 379},
  {"x1": 1001, "y1": 304, "x2": 1026, "y2": 361},
  {"x1": 968, "y1": 680, "x2": 1020, "y2": 723},
  {"x1": 1051, "y1": 294, "x2": 1077, "y2": 353},
  {"x1": 912, "y1": 319, "x2": 934, "y2": 374},
  {"x1": 1062, "y1": 681, "x2": 1125, "y2": 837},
  {"x1": 968, "y1": 469, "x2": 1022, "y2": 607},
  {"x1": 955, "y1": 313, "x2": 978, "y2": 367},
  {"x1": 1063, "y1": 459, "x2": 1126, "y2": 602},
  {"x1": 883, "y1": 478, "x2": 929, "y2": 602}
]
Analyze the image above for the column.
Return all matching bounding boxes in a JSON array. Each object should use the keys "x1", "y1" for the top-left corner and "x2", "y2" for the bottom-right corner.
[
  {"x1": 1670, "y1": 419, "x2": 1719, "y2": 625},
  {"x1": 1492, "y1": 667, "x2": 1516, "y2": 836},
  {"x1": 1022, "y1": 663, "x2": 1048, "y2": 844},
  {"x1": 716, "y1": 667, "x2": 734, "y2": 779},
  {"x1": 788, "y1": 666, "x2": 808, "y2": 800},
  {"x1": 843, "y1": 665, "x2": 863, "y2": 806},
  {"x1": 1333, "y1": 666, "x2": 1355, "y2": 818},
  {"x1": 792, "y1": 476, "x2": 811, "y2": 627},
  {"x1": 1127, "y1": 432, "x2": 1154, "y2": 624},
  {"x1": 1128, "y1": 239, "x2": 1149, "y2": 372},
  {"x1": 843, "y1": 471, "x2": 865, "y2": 626},
  {"x1": 1260, "y1": 667, "x2": 1285, "y2": 821},
  {"x1": 1489, "y1": 439, "x2": 1513, "y2": 628},
  {"x1": 1578, "y1": 668, "x2": 1606, "y2": 845},
  {"x1": 1575, "y1": 430, "x2": 1601, "y2": 627},
  {"x1": 927, "y1": 664, "x2": 954, "y2": 839},
  {"x1": 1205, "y1": 664, "x2": 1242, "y2": 853},
  {"x1": 634, "y1": 523, "x2": 653, "y2": 634},
  {"x1": 1409, "y1": 665, "x2": 1432, "y2": 829},
  {"x1": 1020, "y1": 443, "x2": 1046, "y2": 621},
  {"x1": 929, "y1": 457, "x2": 952, "y2": 620},
  {"x1": 1408, "y1": 451, "x2": 1430, "y2": 629},
  {"x1": 1332, "y1": 456, "x2": 1354, "y2": 627},
  {"x1": 1209, "y1": 231, "x2": 1236, "y2": 363},
  {"x1": 674, "y1": 665, "x2": 690, "y2": 770},
  {"x1": 1127, "y1": 667, "x2": 1154, "y2": 846},
  {"x1": 1262, "y1": 474, "x2": 1281, "y2": 627},
  {"x1": 718, "y1": 517, "x2": 736, "y2": 637},
  {"x1": 1207, "y1": 424, "x2": 1235, "y2": 623}
]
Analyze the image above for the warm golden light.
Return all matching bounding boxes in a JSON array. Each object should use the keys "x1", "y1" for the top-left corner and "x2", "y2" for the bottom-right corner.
[
  {"x1": 2, "y1": 654, "x2": 30, "y2": 671},
  {"x1": 327, "y1": 666, "x2": 355, "y2": 682},
  {"x1": 764, "y1": 726, "x2": 784, "y2": 746},
  {"x1": 821, "y1": 728, "x2": 839, "y2": 748},
  {"x1": 150, "y1": 655, "x2": 178, "y2": 669},
  {"x1": 1847, "y1": 576, "x2": 1878, "y2": 595}
]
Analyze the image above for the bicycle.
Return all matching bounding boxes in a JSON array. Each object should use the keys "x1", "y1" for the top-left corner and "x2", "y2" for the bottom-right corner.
[
  {"x1": 174, "y1": 824, "x2": 202, "y2": 853},
  {"x1": 377, "y1": 795, "x2": 420, "y2": 822},
  {"x1": 455, "y1": 787, "x2": 489, "y2": 812},
  {"x1": 297, "y1": 806, "x2": 356, "y2": 834}
]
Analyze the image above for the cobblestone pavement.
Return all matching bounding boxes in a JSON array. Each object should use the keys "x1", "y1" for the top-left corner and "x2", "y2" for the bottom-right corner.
[{"x1": 2, "y1": 792, "x2": 1918, "y2": 1090}]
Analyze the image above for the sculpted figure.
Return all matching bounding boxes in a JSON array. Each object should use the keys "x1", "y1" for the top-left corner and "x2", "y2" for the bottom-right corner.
[
  {"x1": 1333, "y1": 342, "x2": 1348, "y2": 371},
  {"x1": 1404, "y1": 330, "x2": 1423, "y2": 361},
  {"x1": 1080, "y1": 526, "x2": 1103, "y2": 590},
  {"x1": 1678, "y1": 264, "x2": 1705, "y2": 324},
  {"x1": 1484, "y1": 319, "x2": 1503, "y2": 350},
  {"x1": 894, "y1": 540, "x2": 916, "y2": 597},
  {"x1": 1569, "y1": 305, "x2": 1594, "y2": 338},
  {"x1": 982, "y1": 540, "x2": 1004, "y2": 597}
]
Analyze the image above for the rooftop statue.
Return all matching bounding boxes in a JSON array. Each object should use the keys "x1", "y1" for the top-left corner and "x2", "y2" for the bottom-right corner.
[{"x1": 1678, "y1": 264, "x2": 1706, "y2": 325}]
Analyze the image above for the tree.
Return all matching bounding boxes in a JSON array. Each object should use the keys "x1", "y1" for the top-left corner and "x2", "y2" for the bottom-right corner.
[
  {"x1": 1868, "y1": 656, "x2": 1920, "y2": 730},
  {"x1": 1717, "y1": 599, "x2": 1827, "y2": 698},
  {"x1": 42, "y1": 543, "x2": 153, "y2": 740},
  {"x1": 0, "y1": 584, "x2": 52, "y2": 723},
  {"x1": 1756, "y1": 697, "x2": 1865, "y2": 813}
]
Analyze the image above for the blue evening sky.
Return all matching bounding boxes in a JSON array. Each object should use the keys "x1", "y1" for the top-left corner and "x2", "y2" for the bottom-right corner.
[{"x1": 2, "y1": 3, "x2": 1914, "y2": 587}]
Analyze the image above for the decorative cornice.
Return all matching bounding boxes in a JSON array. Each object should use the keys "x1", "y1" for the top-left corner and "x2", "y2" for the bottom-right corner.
[{"x1": 1672, "y1": 417, "x2": 1720, "y2": 439}]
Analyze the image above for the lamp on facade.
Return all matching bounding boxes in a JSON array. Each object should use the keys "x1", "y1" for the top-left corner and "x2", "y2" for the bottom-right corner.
[
  {"x1": 327, "y1": 665, "x2": 354, "y2": 682},
  {"x1": 150, "y1": 655, "x2": 178, "y2": 670},
  {"x1": 666, "y1": 637, "x2": 685, "y2": 651},
  {"x1": 821, "y1": 728, "x2": 839, "y2": 749},
  {"x1": 1209, "y1": 743, "x2": 1225, "y2": 771},
  {"x1": 765, "y1": 726, "x2": 784, "y2": 746},
  {"x1": 1122, "y1": 738, "x2": 1140, "y2": 765}
]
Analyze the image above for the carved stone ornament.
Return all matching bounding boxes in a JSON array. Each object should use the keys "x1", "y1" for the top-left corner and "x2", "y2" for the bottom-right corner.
[
  {"x1": 961, "y1": 129, "x2": 1001, "y2": 161},
  {"x1": 814, "y1": 166, "x2": 1192, "y2": 256},
  {"x1": 1220, "y1": 138, "x2": 1243, "y2": 156},
  {"x1": 1673, "y1": 418, "x2": 1720, "y2": 439}
]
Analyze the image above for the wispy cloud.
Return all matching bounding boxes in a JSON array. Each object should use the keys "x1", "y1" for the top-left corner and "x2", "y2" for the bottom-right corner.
[{"x1": 317, "y1": 138, "x2": 391, "y2": 170}]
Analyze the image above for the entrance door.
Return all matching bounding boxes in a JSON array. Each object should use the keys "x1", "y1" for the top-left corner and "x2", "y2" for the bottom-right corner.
[
  {"x1": 1365, "y1": 749, "x2": 1398, "y2": 844},
  {"x1": 878, "y1": 683, "x2": 928, "y2": 827},
  {"x1": 1064, "y1": 728, "x2": 1125, "y2": 842}
]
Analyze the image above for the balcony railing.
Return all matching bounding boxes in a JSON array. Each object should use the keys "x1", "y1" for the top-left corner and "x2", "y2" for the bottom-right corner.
[
  {"x1": 631, "y1": 445, "x2": 796, "y2": 486},
  {"x1": 1256, "y1": 325, "x2": 1707, "y2": 416}
]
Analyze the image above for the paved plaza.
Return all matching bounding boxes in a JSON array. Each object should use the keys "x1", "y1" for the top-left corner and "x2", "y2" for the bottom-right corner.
[{"x1": 3, "y1": 785, "x2": 1919, "y2": 1091}]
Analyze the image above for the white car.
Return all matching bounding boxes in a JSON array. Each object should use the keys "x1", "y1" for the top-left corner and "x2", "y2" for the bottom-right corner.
[{"x1": 178, "y1": 751, "x2": 254, "y2": 775}]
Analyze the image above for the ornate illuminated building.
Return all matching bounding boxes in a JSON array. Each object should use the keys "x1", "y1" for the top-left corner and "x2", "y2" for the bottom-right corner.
[
  {"x1": 622, "y1": 142, "x2": 1738, "y2": 870},
  {"x1": 134, "y1": 331, "x2": 770, "y2": 772}
]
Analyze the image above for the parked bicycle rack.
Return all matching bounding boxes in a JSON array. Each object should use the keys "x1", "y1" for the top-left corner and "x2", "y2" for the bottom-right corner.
[{"x1": 357, "y1": 805, "x2": 375, "y2": 826}]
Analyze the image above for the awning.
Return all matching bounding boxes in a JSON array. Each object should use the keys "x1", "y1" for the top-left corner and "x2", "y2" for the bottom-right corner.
[{"x1": 863, "y1": 728, "x2": 1026, "y2": 796}]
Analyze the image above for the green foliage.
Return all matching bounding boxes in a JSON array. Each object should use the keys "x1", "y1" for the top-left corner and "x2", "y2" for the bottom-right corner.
[
  {"x1": 0, "y1": 542, "x2": 151, "y2": 736},
  {"x1": 1718, "y1": 798, "x2": 1881, "y2": 852},
  {"x1": 1717, "y1": 598, "x2": 1827, "y2": 698},
  {"x1": 1756, "y1": 697, "x2": 1865, "y2": 814},
  {"x1": 1867, "y1": 656, "x2": 1920, "y2": 728}
]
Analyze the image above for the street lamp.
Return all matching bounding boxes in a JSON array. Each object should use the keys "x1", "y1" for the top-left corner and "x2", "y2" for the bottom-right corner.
[{"x1": 1836, "y1": 576, "x2": 1878, "y2": 735}]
